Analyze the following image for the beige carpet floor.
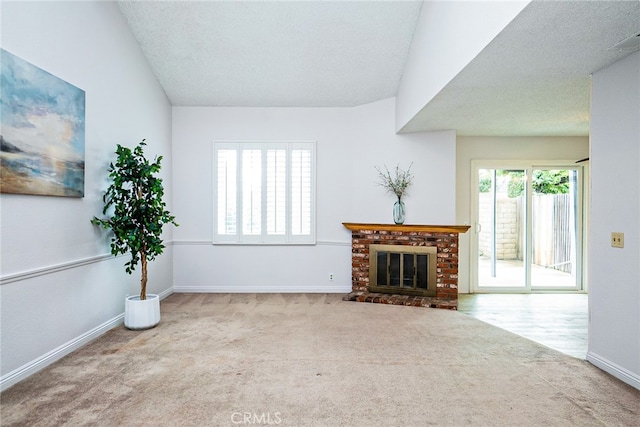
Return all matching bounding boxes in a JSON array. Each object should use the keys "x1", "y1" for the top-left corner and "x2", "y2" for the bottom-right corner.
[{"x1": 2, "y1": 293, "x2": 639, "y2": 426}]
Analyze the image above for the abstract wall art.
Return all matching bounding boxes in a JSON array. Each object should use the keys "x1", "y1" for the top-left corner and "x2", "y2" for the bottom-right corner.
[{"x1": 1, "y1": 49, "x2": 85, "y2": 197}]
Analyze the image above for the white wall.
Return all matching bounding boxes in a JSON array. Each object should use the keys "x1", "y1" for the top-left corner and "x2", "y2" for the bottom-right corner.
[
  {"x1": 395, "y1": 0, "x2": 529, "y2": 132},
  {"x1": 172, "y1": 98, "x2": 456, "y2": 292},
  {"x1": 588, "y1": 51, "x2": 640, "y2": 389},
  {"x1": 456, "y1": 136, "x2": 589, "y2": 293},
  {"x1": 0, "y1": 1, "x2": 173, "y2": 390}
]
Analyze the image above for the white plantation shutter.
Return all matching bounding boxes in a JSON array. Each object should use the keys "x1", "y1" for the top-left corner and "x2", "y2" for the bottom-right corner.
[
  {"x1": 213, "y1": 141, "x2": 315, "y2": 244},
  {"x1": 216, "y1": 149, "x2": 237, "y2": 235},
  {"x1": 291, "y1": 148, "x2": 312, "y2": 236},
  {"x1": 242, "y1": 149, "x2": 262, "y2": 236},
  {"x1": 266, "y1": 148, "x2": 287, "y2": 235}
]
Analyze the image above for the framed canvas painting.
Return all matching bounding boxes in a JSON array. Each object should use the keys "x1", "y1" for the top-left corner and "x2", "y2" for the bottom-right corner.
[{"x1": 1, "y1": 49, "x2": 85, "y2": 197}]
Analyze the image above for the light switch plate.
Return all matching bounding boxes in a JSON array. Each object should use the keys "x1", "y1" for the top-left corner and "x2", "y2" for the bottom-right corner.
[{"x1": 611, "y1": 232, "x2": 624, "y2": 248}]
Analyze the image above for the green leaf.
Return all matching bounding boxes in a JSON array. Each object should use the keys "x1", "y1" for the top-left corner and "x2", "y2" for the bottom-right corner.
[{"x1": 90, "y1": 139, "x2": 178, "y2": 286}]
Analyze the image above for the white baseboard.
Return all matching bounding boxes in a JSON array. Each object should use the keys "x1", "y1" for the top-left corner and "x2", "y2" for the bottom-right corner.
[
  {"x1": 173, "y1": 285, "x2": 351, "y2": 294},
  {"x1": 156, "y1": 288, "x2": 174, "y2": 300},
  {"x1": 0, "y1": 314, "x2": 123, "y2": 392},
  {"x1": 586, "y1": 351, "x2": 640, "y2": 391},
  {"x1": 0, "y1": 287, "x2": 174, "y2": 392}
]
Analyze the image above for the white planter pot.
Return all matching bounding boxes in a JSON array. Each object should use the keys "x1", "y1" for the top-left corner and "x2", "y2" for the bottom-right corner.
[{"x1": 124, "y1": 294, "x2": 160, "y2": 330}]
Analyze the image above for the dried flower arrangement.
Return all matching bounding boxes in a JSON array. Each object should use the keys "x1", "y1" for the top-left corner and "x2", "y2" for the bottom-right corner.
[{"x1": 375, "y1": 163, "x2": 414, "y2": 200}]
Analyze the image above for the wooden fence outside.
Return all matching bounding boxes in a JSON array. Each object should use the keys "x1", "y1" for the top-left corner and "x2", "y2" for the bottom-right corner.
[
  {"x1": 532, "y1": 194, "x2": 575, "y2": 274},
  {"x1": 480, "y1": 193, "x2": 576, "y2": 274}
]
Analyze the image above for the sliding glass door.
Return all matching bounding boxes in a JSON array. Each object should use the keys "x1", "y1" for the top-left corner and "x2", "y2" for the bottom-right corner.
[
  {"x1": 472, "y1": 162, "x2": 584, "y2": 293},
  {"x1": 476, "y1": 168, "x2": 527, "y2": 290},
  {"x1": 530, "y1": 168, "x2": 581, "y2": 290}
]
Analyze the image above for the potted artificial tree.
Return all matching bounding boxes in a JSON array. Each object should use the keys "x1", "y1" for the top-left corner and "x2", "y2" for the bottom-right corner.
[{"x1": 92, "y1": 139, "x2": 177, "y2": 330}]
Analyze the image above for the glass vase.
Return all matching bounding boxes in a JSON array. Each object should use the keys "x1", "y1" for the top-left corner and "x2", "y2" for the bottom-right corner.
[{"x1": 393, "y1": 198, "x2": 405, "y2": 225}]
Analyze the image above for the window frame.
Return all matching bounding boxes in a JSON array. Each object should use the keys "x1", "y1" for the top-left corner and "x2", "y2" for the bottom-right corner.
[{"x1": 212, "y1": 140, "x2": 316, "y2": 245}]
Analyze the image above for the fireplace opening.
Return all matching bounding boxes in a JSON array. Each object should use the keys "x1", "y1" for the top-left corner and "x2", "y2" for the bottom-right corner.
[{"x1": 369, "y1": 244, "x2": 437, "y2": 297}]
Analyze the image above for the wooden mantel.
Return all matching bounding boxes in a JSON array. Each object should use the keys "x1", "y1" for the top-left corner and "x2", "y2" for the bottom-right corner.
[{"x1": 342, "y1": 223, "x2": 470, "y2": 234}]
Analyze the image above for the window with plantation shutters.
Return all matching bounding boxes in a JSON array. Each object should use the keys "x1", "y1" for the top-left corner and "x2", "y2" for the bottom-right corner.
[{"x1": 213, "y1": 141, "x2": 316, "y2": 244}]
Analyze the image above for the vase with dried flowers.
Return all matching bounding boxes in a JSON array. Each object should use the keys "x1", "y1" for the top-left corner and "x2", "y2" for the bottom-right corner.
[{"x1": 375, "y1": 163, "x2": 413, "y2": 224}]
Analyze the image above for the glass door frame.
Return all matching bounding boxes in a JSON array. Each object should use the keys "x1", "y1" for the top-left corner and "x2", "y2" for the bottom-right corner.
[
  {"x1": 470, "y1": 160, "x2": 587, "y2": 294},
  {"x1": 530, "y1": 166, "x2": 584, "y2": 291}
]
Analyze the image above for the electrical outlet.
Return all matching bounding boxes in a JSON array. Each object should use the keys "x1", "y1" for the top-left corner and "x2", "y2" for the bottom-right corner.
[
  {"x1": 329, "y1": 274, "x2": 334, "y2": 281},
  {"x1": 611, "y1": 232, "x2": 624, "y2": 248}
]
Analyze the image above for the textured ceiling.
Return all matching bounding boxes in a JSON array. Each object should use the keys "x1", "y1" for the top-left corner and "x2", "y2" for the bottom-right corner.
[
  {"x1": 400, "y1": 0, "x2": 640, "y2": 136},
  {"x1": 118, "y1": 0, "x2": 640, "y2": 136},
  {"x1": 117, "y1": 0, "x2": 422, "y2": 107}
]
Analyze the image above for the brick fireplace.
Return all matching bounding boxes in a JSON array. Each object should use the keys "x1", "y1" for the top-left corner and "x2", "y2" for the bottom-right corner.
[{"x1": 342, "y1": 223, "x2": 470, "y2": 310}]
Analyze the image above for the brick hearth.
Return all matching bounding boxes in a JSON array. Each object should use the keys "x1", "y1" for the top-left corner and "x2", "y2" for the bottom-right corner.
[{"x1": 342, "y1": 223, "x2": 470, "y2": 310}]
